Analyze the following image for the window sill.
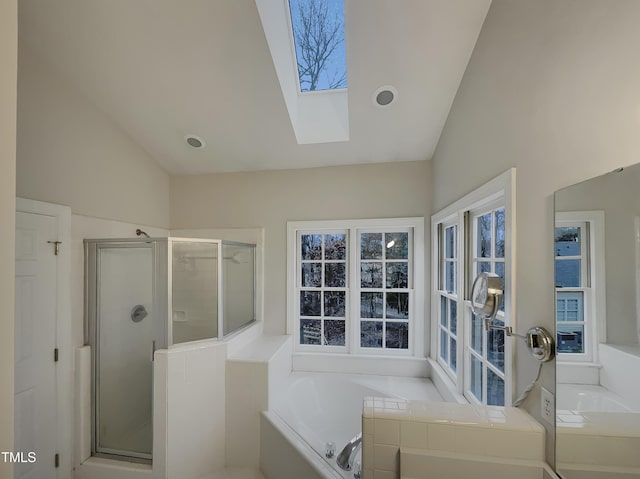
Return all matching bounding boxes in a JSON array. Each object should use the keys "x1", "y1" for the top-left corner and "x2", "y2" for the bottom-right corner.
[
  {"x1": 556, "y1": 361, "x2": 602, "y2": 386},
  {"x1": 292, "y1": 352, "x2": 428, "y2": 377},
  {"x1": 427, "y1": 358, "x2": 468, "y2": 404}
]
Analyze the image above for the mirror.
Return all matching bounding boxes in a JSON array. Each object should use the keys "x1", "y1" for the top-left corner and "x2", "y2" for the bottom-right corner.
[
  {"x1": 555, "y1": 164, "x2": 640, "y2": 478},
  {"x1": 470, "y1": 272, "x2": 504, "y2": 323}
]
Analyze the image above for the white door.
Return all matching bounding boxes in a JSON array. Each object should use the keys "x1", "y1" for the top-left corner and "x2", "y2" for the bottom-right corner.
[{"x1": 14, "y1": 212, "x2": 58, "y2": 479}]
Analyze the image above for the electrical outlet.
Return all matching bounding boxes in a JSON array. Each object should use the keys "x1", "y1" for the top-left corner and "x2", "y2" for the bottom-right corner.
[{"x1": 541, "y1": 387, "x2": 554, "y2": 425}]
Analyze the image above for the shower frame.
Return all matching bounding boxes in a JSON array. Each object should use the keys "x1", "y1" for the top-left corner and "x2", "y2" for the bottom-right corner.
[{"x1": 84, "y1": 237, "x2": 256, "y2": 463}]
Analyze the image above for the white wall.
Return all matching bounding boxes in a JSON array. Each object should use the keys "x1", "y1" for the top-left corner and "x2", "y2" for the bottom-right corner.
[
  {"x1": 430, "y1": 0, "x2": 640, "y2": 462},
  {"x1": 170, "y1": 160, "x2": 431, "y2": 335},
  {"x1": 16, "y1": 45, "x2": 171, "y2": 228},
  {"x1": 599, "y1": 344, "x2": 640, "y2": 408},
  {"x1": 161, "y1": 342, "x2": 227, "y2": 479},
  {"x1": 0, "y1": 0, "x2": 17, "y2": 475}
]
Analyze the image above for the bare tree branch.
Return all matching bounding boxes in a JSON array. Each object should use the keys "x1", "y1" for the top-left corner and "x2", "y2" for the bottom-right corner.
[{"x1": 292, "y1": 0, "x2": 346, "y2": 91}]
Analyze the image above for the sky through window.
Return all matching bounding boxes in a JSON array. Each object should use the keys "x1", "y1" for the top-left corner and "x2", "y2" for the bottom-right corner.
[{"x1": 288, "y1": 0, "x2": 347, "y2": 92}]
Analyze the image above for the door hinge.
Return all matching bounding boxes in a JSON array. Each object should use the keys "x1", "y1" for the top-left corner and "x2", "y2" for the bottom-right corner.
[
  {"x1": 54, "y1": 348, "x2": 59, "y2": 362},
  {"x1": 47, "y1": 241, "x2": 62, "y2": 256},
  {"x1": 54, "y1": 453, "x2": 59, "y2": 468}
]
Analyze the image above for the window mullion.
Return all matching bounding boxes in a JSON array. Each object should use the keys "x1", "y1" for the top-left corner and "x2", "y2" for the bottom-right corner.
[
  {"x1": 583, "y1": 221, "x2": 591, "y2": 288},
  {"x1": 482, "y1": 309, "x2": 488, "y2": 404},
  {"x1": 457, "y1": 211, "x2": 466, "y2": 394},
  {"x1": 350, "y1": 228, "x2": 358, "y2": 353},
  {"x1": 437, "y1": 223, "x2": 444, "y2": 290}
]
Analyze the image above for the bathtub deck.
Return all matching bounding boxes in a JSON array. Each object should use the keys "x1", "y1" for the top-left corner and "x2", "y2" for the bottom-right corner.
[{"x1": 268, "y1": 371, "x2": 445, "y2": 479}]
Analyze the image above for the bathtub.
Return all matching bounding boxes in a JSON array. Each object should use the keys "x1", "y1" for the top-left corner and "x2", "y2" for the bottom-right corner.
[
  {"x1": 556, "y1": 383, "x2": 635, "y2": 412},
  {"x1": 260, "y1": 372, "x2": 444, "y2": 479},
  {"x1": 556, "y1": 383, "x2": 640, "y2": 478}
]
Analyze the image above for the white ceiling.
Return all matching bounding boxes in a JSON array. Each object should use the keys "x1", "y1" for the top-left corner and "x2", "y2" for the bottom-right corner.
[{"x1": 18, "y1": 0, "x2": 491, "y2": 175}]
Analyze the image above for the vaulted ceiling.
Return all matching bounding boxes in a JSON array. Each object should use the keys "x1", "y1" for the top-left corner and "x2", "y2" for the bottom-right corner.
[{"x1": 18, "y1": 0, "x2": 491, "y2": 174}]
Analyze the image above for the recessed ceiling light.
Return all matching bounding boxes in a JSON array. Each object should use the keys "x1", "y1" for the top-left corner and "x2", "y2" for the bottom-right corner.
[
  {"x1": 185, "y1": 135, "x2": 205, "y2": 149},
  {"x1": 373, "y1": 86, "x2": 397, "y2": 107}
]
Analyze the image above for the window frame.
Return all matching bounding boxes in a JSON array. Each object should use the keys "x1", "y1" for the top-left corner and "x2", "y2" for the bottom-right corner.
[
  {"x1": 285, "y1": 0, "x2": 348, "y2": 94},
  {"x1": 296, "y1": 229, "x2": 350, "y2": 353},
  {"x1": 435, "y1": 217, "x2": 460, "y2": 380},
  {"x1": 555, "y1": 211, "x2": 605, "y2": 364},
  {"x1": 431, "y1": 169, "x2": 515, "y2": 406},
  {"x1": 287, "y1": 217, "x2": 425, "y2": 357},
  {"x1": 464, "y1": 201, "x2": 508, "y2": 406},
  {"x1": 356, "y1": 226, "x2": 414, "y2": 356}
]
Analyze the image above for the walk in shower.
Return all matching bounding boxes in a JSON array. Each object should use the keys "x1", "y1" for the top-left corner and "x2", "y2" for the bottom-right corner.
[{"x1": 84, "y1": 237, "x2": 256, "y2": 462}]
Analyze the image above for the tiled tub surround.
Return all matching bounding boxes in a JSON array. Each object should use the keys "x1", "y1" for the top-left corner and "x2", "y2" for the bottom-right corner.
[
  {"x1": 555, "y1": 345, "x2": 640, "y2": 478},
  {"x1": 557, "y1": 383, "x2": 640, "y2": 478},
  {"x1": 556, "y1": 411, "x2": 640, "y2": 479},
  {"x1": 261, "y1": 372, "x2": 444, "y2": 479},
  {"x1": 362, "y1": 398, "x2": 549, "y2": 479}
]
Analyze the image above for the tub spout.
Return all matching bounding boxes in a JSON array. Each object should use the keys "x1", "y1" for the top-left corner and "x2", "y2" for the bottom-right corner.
[{"x1": 337, "y1": 433, "x2": 362, "y2": 471}]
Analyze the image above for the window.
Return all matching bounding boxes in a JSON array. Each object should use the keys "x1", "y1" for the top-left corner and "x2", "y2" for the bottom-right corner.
[
  {"x1": 256, "y1": 0, "x2": 350, "y2": 144},
  {"x1": 432, "y1": 170, "x2": 514, "y2": 406},
  {"x1": 436, "y1": 221, "x2": 458, "y2": 374},
  {"x1": 467, "y1": 204, "x2": 507, "y2": 406},
  {"x1": 288, "y1": 0, "x2": 347, "y2": 92},
  {"x1": 299, "y1": 232, "x2": 348, "y2": 348},
  {"x1": 288, "y1": 218, "x2": 424, "y2": 356},
  {"x1": 359, "y1": 231, "x2": 412, "y2": 350},
  {"x1": 555, "y1": 212, "x2": 604, "y2": 363}
]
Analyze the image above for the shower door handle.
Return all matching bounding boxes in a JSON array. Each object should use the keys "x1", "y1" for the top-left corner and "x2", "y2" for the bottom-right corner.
[{"x1": 151, "y1": 340, "x2": 156, "y2": 362}]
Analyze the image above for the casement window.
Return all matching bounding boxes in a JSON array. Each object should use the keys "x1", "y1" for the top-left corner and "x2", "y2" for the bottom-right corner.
[
  {"x1": 288, "y1": 218, "x2": 424, "y2": 356},
  {"x1": 466, "y1": 204, "x2": 507, "y2": 406},
  {"x1": 555, "y1": 212, "x2": 605, "y2": 363},
  {"x1": 432, "y1": 170, "x2": 514, "y2": 406}
]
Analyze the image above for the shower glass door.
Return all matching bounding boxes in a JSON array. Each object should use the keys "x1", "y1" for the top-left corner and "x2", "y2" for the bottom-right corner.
[
  {"x1": 92, "y1": 242, "x2": 164, "y2": 461},
  {"x1": 222, "y1": 242, "x2": 256, "y2": 336},
  {"x1": 171, "y1": 240, "x2": 219, "y2": 344}
]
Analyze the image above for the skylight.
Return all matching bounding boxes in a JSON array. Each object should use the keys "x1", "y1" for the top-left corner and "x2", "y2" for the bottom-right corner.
[
  {"x1": 288, "y1": 0, "x2": 347, "y2": 92},
  {"x1": 255, "y1": 0, "x2": 350, "y2": 143}
]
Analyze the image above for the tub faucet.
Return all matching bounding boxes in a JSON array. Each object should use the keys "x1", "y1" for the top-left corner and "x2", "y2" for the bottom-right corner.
[{"x1": 337, "y1": 433, "x2": 362, "y2": 471}]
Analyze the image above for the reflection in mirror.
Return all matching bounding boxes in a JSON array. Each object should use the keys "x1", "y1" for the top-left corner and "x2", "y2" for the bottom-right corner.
[{"x1": 555, "y1": 164, "x2": 640, "y2": 479}]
